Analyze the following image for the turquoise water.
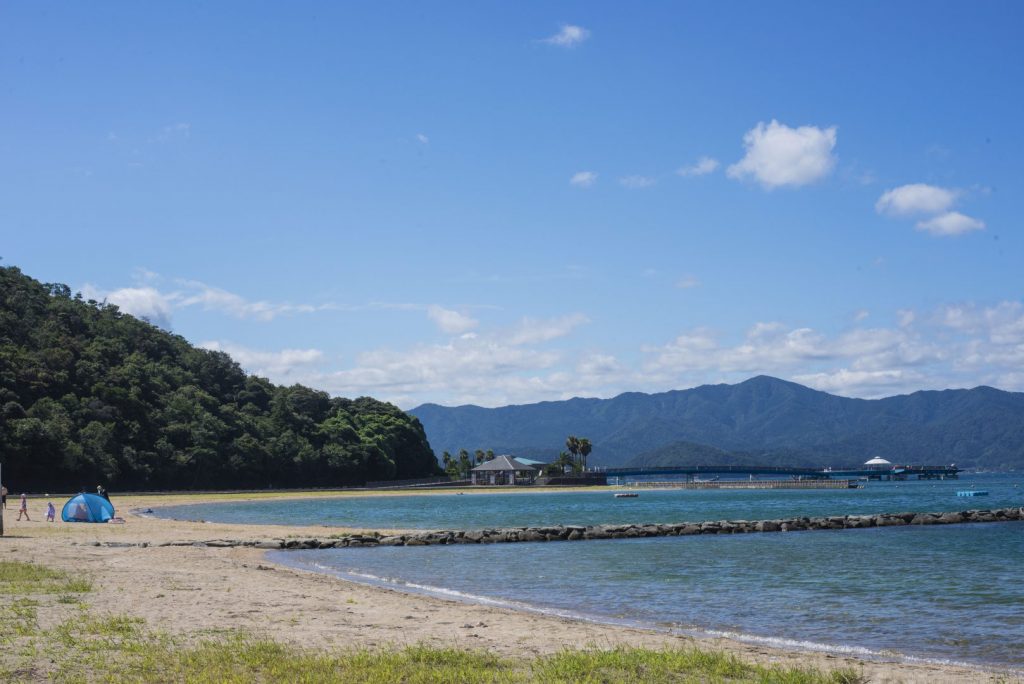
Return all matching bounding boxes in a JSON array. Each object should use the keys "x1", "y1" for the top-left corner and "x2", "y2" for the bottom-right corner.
[
  {"x1": 157, "y1": 474, "x2": 1022, "y2": 530},
  {"x1": 158, "y1": 474, "x2": 1024, "y2": 669}
]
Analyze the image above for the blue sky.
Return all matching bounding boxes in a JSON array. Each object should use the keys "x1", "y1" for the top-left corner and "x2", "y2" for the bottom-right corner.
[{"x1": 3, "y1": 2, "x2": 1022, "y2": 407}]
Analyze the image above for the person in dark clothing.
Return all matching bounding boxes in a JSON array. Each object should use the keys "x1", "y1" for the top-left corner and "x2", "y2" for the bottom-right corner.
[{"x1": 96, "y1": 485, "x2": 110, "y2": 502}]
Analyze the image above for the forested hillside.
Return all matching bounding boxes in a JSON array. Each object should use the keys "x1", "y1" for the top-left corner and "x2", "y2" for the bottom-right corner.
[
  {"x1": 412, "y1": 376, "x2": 1024, "y2": 470},
  {"x1": 0, "y1": 266, "x2": 439, "y2": 491}
]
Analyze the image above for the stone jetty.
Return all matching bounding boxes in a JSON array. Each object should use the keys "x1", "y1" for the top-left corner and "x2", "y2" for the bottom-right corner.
[{"x1": 90, "y1": 507, "x2": 1023, "y2": 550}]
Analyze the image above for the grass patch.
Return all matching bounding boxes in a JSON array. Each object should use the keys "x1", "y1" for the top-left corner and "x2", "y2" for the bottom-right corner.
[
  {"x1": 0, "y1": 560, "x2": 868, "y2": 684},
  {"x1": 0, "y1": 560, "x2": 92, "y2": 595},
  {"x1": 39, "y1": 637, "x2": 863, "y2": 684},
  {"x1": 533, "y1": 648, "x2": 866, "y2": 684}
]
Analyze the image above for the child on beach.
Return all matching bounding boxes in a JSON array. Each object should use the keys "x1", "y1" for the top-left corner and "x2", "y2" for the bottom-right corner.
[
  {"x1": 46, "y1": 500, "x2": 56, "y2": 522},
  {"x1": 17, "y1": 493, "x2": 30, "y2": 521}
]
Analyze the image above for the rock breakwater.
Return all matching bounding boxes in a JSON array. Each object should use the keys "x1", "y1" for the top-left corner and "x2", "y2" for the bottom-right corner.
[{"x1": 91, "y1": 507, "x2": 1024, "y2": 550}]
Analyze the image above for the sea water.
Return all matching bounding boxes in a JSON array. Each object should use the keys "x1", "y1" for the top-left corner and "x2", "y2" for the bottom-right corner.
[
  {"x1": 157, "y1": 473, "x2": 1022, "y2": 530},
  {"x1": 274, "y1": 522, "x2": 1024, "y2": 669},
  {"x1": 158, "y1": 474, "x2": 1024, "y2": 669}
]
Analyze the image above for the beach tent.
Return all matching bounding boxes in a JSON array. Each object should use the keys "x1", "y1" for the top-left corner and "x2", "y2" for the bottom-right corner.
[{"x1": 61, "y1": 493, "x2": 115, "y2": 523}]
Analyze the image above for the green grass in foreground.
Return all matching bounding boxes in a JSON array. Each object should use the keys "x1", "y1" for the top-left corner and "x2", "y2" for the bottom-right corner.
[{"x1": 0, "y1": 560, "x2": 866, "y2": 683}]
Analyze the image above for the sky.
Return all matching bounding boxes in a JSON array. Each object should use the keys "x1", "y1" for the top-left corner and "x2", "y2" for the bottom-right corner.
[{"x1": 2, "y1": 2, "x2": 1023, "y2": 408}]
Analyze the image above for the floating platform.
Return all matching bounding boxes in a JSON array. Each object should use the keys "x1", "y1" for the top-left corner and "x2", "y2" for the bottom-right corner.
[
  {"x1": 614, "y1": 493, "x2": 639, "y2": 498},
  {"x1": 956, "y1": 490, "x2": 988, "y2": 497}
]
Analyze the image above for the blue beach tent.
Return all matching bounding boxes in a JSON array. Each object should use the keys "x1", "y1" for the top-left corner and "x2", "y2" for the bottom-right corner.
[{"x1": 61, "y1": 493, "x2": 115, "y2": 523}]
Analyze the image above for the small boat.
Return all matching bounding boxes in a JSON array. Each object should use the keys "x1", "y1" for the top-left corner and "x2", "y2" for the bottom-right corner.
[
  {"x1": 614, "y1": 492, "x2": 639, "y2": 498},
  {"x1": 956, "y1": 490, "x2": 988, "y2": 497}
]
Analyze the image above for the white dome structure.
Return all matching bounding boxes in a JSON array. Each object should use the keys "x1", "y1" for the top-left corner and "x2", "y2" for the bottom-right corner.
[{"x1": 864, "y1": 456, "x2": 892, "y2": 466}]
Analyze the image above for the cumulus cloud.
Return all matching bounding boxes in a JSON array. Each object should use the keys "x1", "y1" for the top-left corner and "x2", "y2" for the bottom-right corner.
[
  {"x1": 619, "y1": 175, "x2": 656, "y2": 189},
  {"x1": 876, "y1": 183, "x2": 985, "y2": 237},
  {"x1": 80, "y1": 285, "x2": 175, "y2": 328},
  {"x1": 792, "y1": 368, "x2": 920, "y2": 396},
  {"x1": 916, "y1": 211, "x2": 985, "y2": 236},
  {"x1": 676, "y1": 157, "x2": 719, "y2": 177},
  {"x1": 542, "y1": 24, "x2": 590, "y2": 48},
  {"x1": 727, "y1": 120, "x2": 837, "y2": 188},
  {"x1": 570, "y1": 171, "x2": 597, "y2": 188},
  {"x1": 201, "y1": 297, "x2": 1024, "y2": 407},
  {"x1": 639, "y1": 318, "x2": 948, "y2": 398},
  {"x1": 427, "y1": 305, "x2": 479, "y2": 334},
  {"x1": 875, "y1": 183, "x2": 957, "y2": 216}
]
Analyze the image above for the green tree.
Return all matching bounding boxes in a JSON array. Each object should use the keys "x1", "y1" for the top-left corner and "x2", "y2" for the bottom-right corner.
[
  {"x1": 579, "y1": 438, "x2": 592, "y2": 471},
  {"x1": 565, "y1": 435, "x2": 581, "y2": 471}
]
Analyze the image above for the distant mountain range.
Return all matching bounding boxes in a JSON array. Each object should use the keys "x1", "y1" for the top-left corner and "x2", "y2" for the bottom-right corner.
[{"x1": 410, "y1": 376, "x2": 1024, "y2": 471}]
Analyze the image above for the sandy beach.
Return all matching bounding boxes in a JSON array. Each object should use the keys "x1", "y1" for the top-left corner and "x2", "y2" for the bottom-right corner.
[{"x1": 2, "y1": 491, "x2": 1018, "y2": 683}]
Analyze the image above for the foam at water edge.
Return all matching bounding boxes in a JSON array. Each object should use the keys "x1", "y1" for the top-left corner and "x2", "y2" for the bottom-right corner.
[{"x1": 275, "y1": 553, "x2": 1024, "y2": 676}]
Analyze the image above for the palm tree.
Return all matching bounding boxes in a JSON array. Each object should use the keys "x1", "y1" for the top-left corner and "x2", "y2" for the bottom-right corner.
[
  {"x1": 474, "y1": 449, "x2": 485, "y2": 465},
  {"x1": 579, "y1": 438, "x2": 592, "y2": 471},
  {"x1": 565, "y1": 435, "x2": 580, "y2": 471},
  {"x1": 485, "y1": 449, "x2": 495, "y2": 461}
]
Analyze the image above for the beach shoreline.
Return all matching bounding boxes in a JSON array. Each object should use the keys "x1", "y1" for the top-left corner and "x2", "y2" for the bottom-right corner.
[{"x1": 2, "y1": 490, "x2": 1019, "y2": 683}]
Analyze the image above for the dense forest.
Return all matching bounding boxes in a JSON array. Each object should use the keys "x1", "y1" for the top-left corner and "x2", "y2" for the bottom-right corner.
[{"x1": 0, "y1": 265, "x2": 439, "y2": 491}]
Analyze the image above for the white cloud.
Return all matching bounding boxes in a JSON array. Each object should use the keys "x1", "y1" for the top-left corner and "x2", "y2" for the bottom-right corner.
[
  {"x1": 619, "y1": 175, "x2": 656, "y2": 189},
  {"x1": 853, "y1": 309, "x2": 870, "y2": 322},
  {"x1": 727, "y1": 120, "x2": 837, "y2": 188},
  {"x1": 875, "y1": 183, "x2": 985, "y2": 238},
  {"x1": 570, "y1": 171, "x2": 597, "y2": 188},
  {"x1": 200, "y1": 341, "x2": 324, "y2": 380},
  {"x1": 792, "y1": 368, "x2": 920, "y2": 396},
  {"x1": 416, "y1": 133, "x2": 429, "y2": 144},
  {"x1": 676, "y1": 275, "x2": 701, "y2": 289},
  {"x1": 82, "y1": 274, "x2": 338, "y2": 326},
  {"x1": 875, "y1": 183, "x2": 957, "y2": 216},
  {"x1": 677, "y1": 157, "x2": 720, "y2": 177},
  {"x1": 176, "y1": 281, "x2": 329, "y2": 321},
  {"x1": 186, "y1": 298, "x2": 1024, "y2": 407},
  {"x1": 640, "y1": 318, "x2": 948, "y2": 398},
  {"x1": 81, "y1": 285, "x2": 176, "y2": 328},
  {"x1": 543, "y1": 24, "x2": 590, "y2": 48},
  {"x1": 916, "y1": 211, "x2": 985, "y2": 236},
  {"x1": 507, "y1": 313, "x2": 589, "y2": 345},
  {"x1": 427, "y1": 305, "x2": 479, "y2": 334}
]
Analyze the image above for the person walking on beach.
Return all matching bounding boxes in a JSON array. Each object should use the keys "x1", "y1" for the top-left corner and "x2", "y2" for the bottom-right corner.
[
  {"x1": 17, "y1": 493, "x2": 30, "y2": 521},
  {"x1": 46, "y1": 500, "x2": 56, "y2": 523},
  {"x1": 1, "y1": 485, "x2": 7, "y2": 509}
]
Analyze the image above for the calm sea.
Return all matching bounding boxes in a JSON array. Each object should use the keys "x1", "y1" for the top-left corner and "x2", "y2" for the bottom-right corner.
[
  {"x1": 158, "y1": 474, "x2": 1024, "y2": 669},
  {"x1": 158, "y1": 473, "x2": 1021, "y2": 530}
]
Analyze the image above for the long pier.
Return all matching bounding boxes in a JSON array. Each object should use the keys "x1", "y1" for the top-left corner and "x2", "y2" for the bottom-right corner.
[
  {"x1": 626, "y1": 479, "x2": 860, "y2": 490},
  {"x1": 601, "y1": 464, "x2": 960, "y2": 481}
]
